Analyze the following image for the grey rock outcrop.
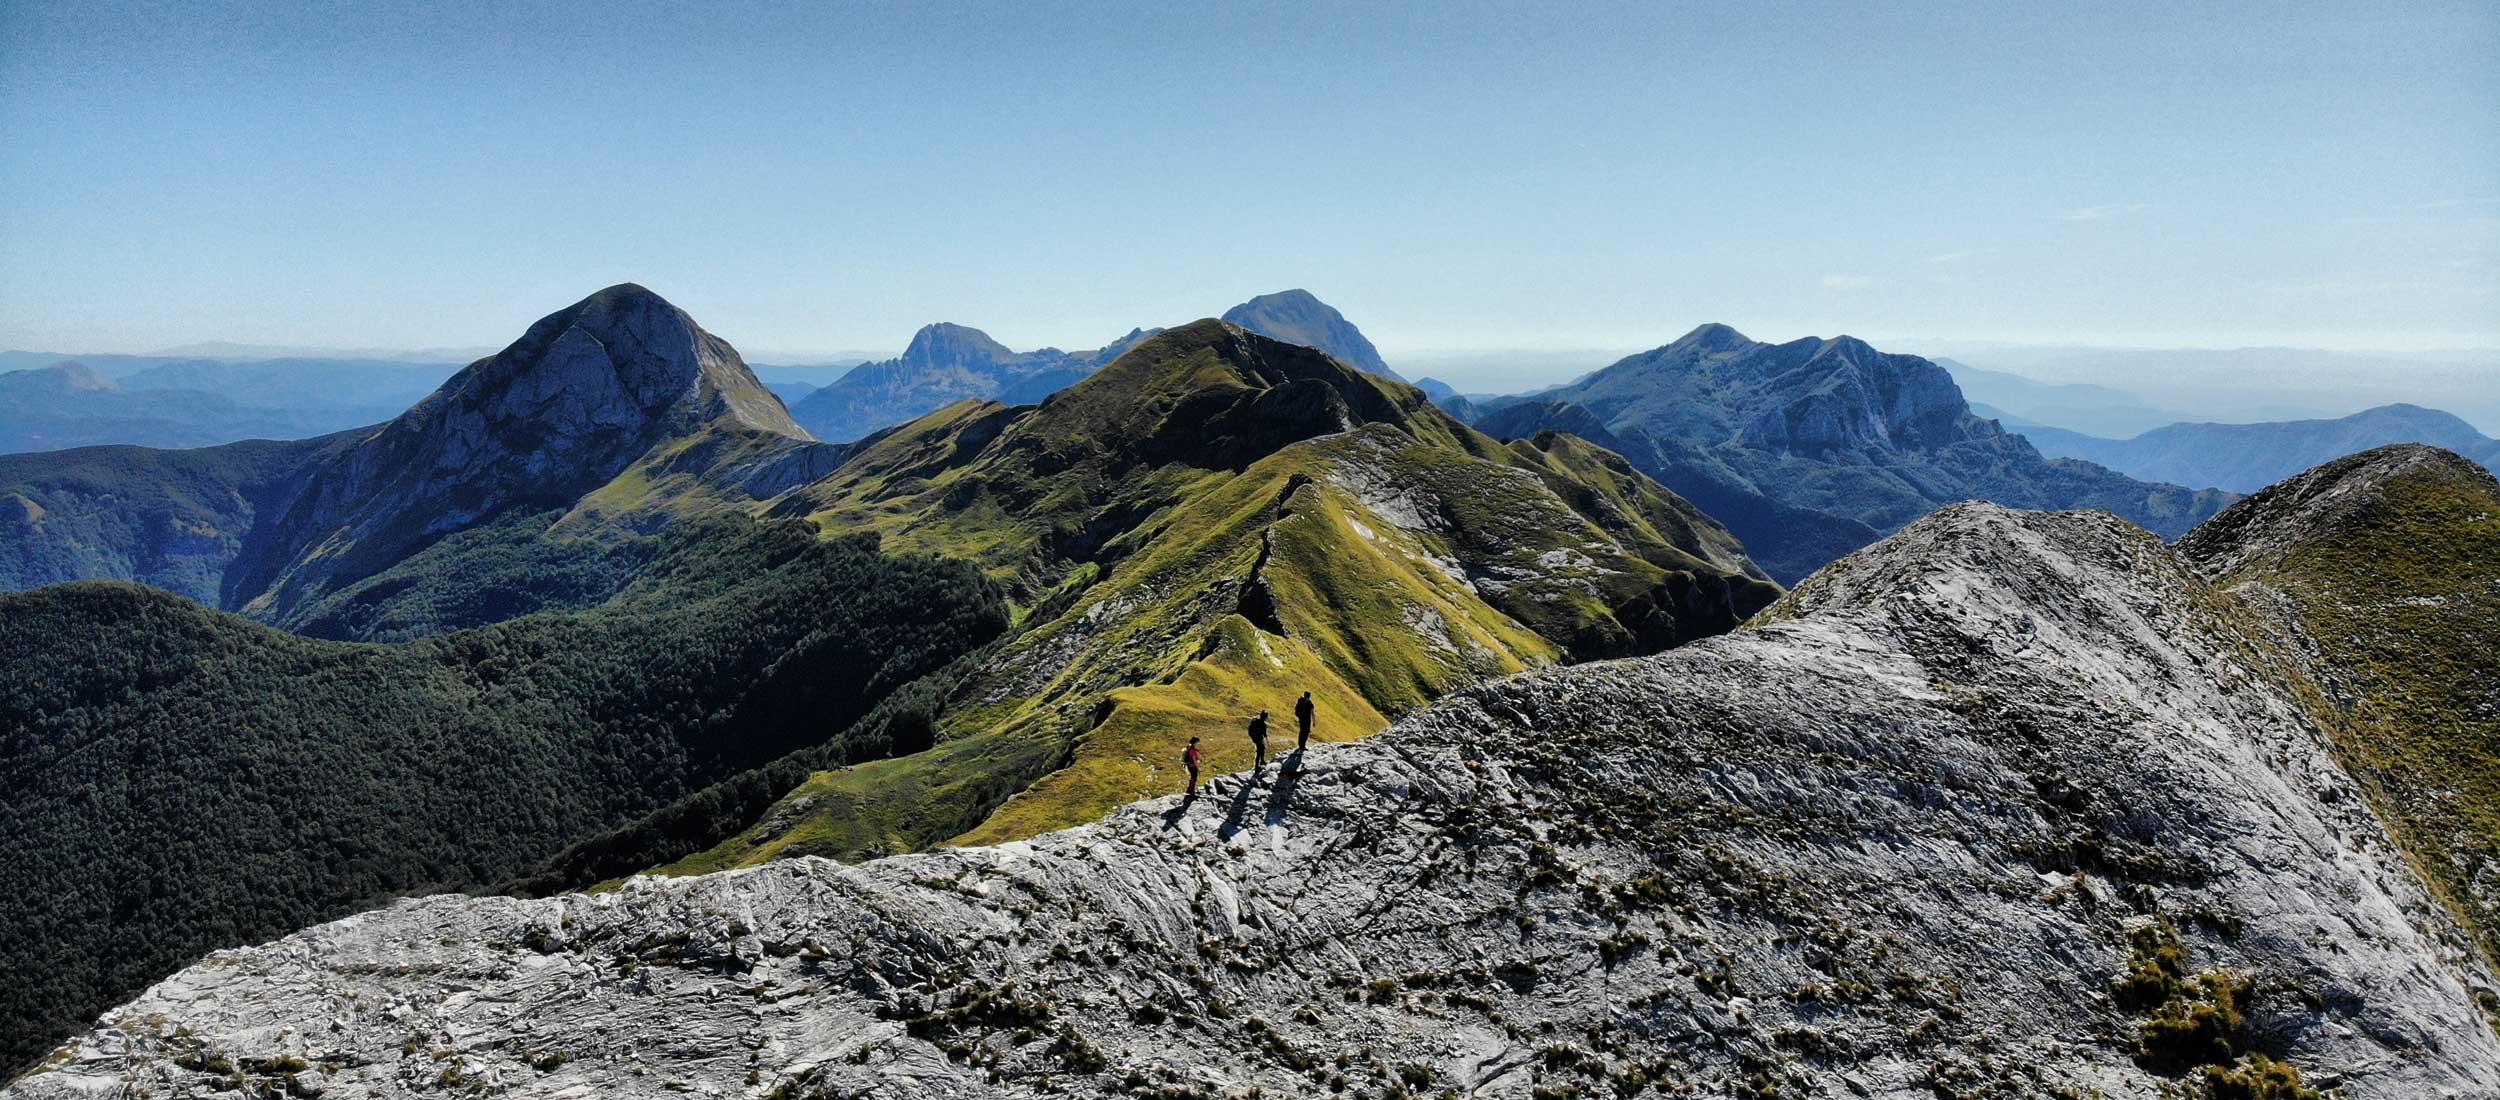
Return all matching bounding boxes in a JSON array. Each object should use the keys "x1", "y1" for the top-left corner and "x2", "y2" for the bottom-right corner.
[{"x1": 15, "y1": 502, "x2": 2497, "y2": 1098}]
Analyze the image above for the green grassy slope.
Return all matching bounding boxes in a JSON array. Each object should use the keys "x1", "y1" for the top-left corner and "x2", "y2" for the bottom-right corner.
[
  {"x1": 2180, "y1": 445, "x2": 2500, "y2": 971},
  {"x1": 654, "y1": 321, "x2": 1779, "y2": 873},
  {"x1": 0, "y1": 515, "x2": 1005, "y2": 1072}
]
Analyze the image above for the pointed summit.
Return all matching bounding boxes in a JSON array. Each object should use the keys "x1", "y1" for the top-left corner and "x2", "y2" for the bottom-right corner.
[
  {"x1": 1666, "y1": 322, "x2": 1755, "y2": 356},
  {"x1": 1220, "y1": 289, "x2": 1402, "y2": 381},
  {"x1": 787, "y1": 320, "x2": 1148, "y2": 443},
  {"x1": 901, "y1": 322, "x2": 1018, "y2": 370},
  {"x1": 226, "y1": 284, "x2": 809, "y2": 620},
  {"x1": 471, "y1": 282, "x2": 802, "y2": 440}
]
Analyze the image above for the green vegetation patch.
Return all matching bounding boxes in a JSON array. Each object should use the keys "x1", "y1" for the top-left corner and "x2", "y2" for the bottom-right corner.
[{"x1": 2202, "y1": 457, "x2": 2500, "y2": 969}]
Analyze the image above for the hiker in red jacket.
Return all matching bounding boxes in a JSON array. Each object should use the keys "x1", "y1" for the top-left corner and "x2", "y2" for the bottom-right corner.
[
  {"x1": 1183, "y1": 736, "x2": 1203, "y2": 795},
  {"x1": 1248, "y1": 710, "x2": 1270, "y2": 770}
]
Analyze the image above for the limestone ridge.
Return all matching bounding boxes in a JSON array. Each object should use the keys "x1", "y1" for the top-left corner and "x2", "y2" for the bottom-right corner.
[
  {"x1": 1466, "y1": 323, "x2": 2232, "y2": 583},
  {"x1": 1220, "y1": 288, "x2": 1404, "y2": 381},
  {"x1": 20, "y1": 499, "x2": 2495, "y2": 1098}
]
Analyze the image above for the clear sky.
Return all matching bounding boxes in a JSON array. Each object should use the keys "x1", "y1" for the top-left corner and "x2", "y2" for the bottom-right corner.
[{"x1": 2, "y1": 0, "x2": 2494, "y2": 363}]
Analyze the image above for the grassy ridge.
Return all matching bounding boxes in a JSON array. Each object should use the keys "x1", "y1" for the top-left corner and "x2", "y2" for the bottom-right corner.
[
  {"x1": 2188, "y1": 451, "x2": 2500, "y2": 971},
  {"x1": 655, "y1": 322, "x2": 1777, "y2": 874}
]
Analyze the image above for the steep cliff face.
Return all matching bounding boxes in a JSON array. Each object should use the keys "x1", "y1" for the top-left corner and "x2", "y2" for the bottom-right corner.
[
  {"x1": 20, "y1": 501, "x2": 2493, "y2": 1099},
  {"x1": 1470, "y1": 325, "x2": 2233, "y2": 584}
]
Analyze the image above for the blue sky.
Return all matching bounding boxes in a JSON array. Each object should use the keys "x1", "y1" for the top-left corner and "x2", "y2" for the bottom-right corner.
[{"x1": 1, "y1": 0, "x2": 2494, "y2": 365}]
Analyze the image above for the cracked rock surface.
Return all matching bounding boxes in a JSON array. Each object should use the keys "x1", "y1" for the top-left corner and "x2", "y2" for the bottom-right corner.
[{"x1": 14, "y1": 503, "x2": 2499, "y2": 1098}]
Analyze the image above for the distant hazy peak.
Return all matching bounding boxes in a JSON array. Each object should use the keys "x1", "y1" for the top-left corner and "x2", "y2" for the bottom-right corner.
[
  {"x1": 1803, "y1": 334, "x2": 1880, "y2": 363},
  {"x1": 1, "y1": 360, "x2": 118, "y2": 392},
  {"x1": 1665, "y1": 322, "x2": 1756, "y2": 356},
  {"x1": 1219, "y1": 288, "x2": 1400, "y2": 380},
  {"x1": 901, "y1": 322, "x2": 1019, "y2": 369}
]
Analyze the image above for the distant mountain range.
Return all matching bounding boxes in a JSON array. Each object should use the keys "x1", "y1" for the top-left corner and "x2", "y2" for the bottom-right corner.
[
  {"x1": 783, "y1": 289, "x2": 1405, "y2": 444},
  {"x1": 0, "y1": 355, "x2": 458, "y2": 454},
  {"x1": 785, "y1": 322, "x2": 1157, "y2": 443},
  {"x1": 1936, "y1": 357, "x2": 2189, "y2": 437},
  {"x1": 1457, "y1": 324, "x2": 2232, "y2": 583},
  {"x1": 2012, "y1": 403, "x2": 2500, "y2": 493},
  {"x1": 1916, "y1": 342, "x2": 2500, "y2": 435}
]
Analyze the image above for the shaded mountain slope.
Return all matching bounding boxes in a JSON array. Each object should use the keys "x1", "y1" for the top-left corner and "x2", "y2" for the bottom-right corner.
[
  {"x1": 2181, "y1": 444, "x2": 2500, "y2": 972},
  {"x1": 786, "y1": 323, "x2": 1158, "y2": 444},
  {"x1": 0, "y1": 514, "x2": 1006, "y2": 1074},
  {"x1": 1471, "y1": 324, "x2": 2232, "y2": 583},
  {"x1": 2021, "y1": 403, "x2": 2500, "y2": 493},
  {"x1": 0, "y1": 432, "x2": 358, "y2": 605},
  {"x1": 661, "y1": 319, "x2": 1775, "y2": 866},
  {"x1": 21, "y1": 498, "x2": 2496, "y2": 1098},
  {"x1": 0, "y1": 285, "x2": 842, "y2": 638},
  {"x1": 1221, "y1": 288, "x2": 1403, "y2": 380}
]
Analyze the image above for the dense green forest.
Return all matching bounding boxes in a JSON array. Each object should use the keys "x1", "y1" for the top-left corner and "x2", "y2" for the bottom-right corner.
[
  {"x1": 280, "y1": 507, "x2": 670, "y2": 641},
  {"x1": 0, "y1": 515, "x2": 1006, "y2": 1072}
]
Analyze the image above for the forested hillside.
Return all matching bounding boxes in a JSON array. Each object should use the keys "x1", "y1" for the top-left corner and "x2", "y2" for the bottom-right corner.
[{"x1": 0, "y1": 515, "x2": 1006, "y2": 1072}]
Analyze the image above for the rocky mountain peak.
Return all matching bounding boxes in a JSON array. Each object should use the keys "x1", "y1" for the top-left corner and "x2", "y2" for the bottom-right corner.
[
  {"x1": 1666, "y1": 321, "x2": 1755, "y2": 356},
  {"x1": 1219, "y1": 289, "x2": 1400, "y2": 380},
  {"x1": 223, "y1": 285, "x2": 810, "y2": 620},
  {"x1": 462, "y1": 282, "x2": 802, "y2": 441},
  {"x1": 901, "y1": 322, "x2": 1019, "y2": 370},
  {"x1": 1804, "y1": 333, "x2": 1879, "y2": 364},
  {"x1": 10, "y1": 361, "x2": 119, "y2": 392}
]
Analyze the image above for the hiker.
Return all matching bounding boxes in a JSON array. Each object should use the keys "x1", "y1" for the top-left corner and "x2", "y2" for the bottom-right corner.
[
  {"x1": 1183, "y1": 736, "x2": 1203, "y2": 795},
  {"x1": 1295, "y1": 691, "x2": 1315, "y2": 751},
  {"x1": 1247, "y1": 710, "x2": 1270, "y2": 769}
]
